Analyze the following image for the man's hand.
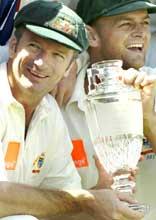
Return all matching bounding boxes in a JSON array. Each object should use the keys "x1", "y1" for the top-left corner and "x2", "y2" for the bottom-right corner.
[
  {"x1": 0, "y1": 181, "x2": 144, "y2": 220},
  {"x1": 118, "y1": 68, "x2": 155, "y2": 88},
  {"x1": 92, "y1": 155, "x2": 113, "y2": 189},
  {"x1": 93, "y1": 154, "x2": 139, "y2": 193},
  {"x1": 118, "y1": 68, "x2": 156, "y2": 151},
  {"x1": 141, "y1": 74, "x2": 156, "y2": 151},
  {"x1": 50, "y1": 60, "x2": 77, "y2": 107},
  {"x1": 77, "y1": 189, "x2": 144, "y2": 220}
]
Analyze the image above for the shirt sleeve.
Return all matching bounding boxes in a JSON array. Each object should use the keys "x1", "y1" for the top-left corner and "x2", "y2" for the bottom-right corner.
[
  {"x1": 0, "y1": 108, "x2": 8, "y2": 181},
  {"x1": 0, "y1": 142, "x2": 7, "y2": 181}
]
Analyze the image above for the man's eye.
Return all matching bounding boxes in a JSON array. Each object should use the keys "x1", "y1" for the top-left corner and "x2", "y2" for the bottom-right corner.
[
  {"x1": 144, "y1": 20, "x2": 150, "y2": 26},
  {"x1": 119, "y1": 22, "x2": 131, "y2": 27},
  {"x1": 53, "y1": 53, "x2": 65, "y2": 60},
  {"x1": 29, "y1": 43, "x2": 41, "y2": 50}
]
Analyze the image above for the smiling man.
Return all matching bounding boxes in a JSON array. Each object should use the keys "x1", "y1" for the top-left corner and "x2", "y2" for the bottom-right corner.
[
  {"x1": 89, "y1": 10, "x2": 150, "y2": 70},
  {"x1": 61, "y1": 0, "x2": 156, "y2": 209},
  {"x1": 77, "y1": 1, "x2": 154, "y2": 70},
  {"x1": 0, "y1": 0, "x2": 87, "y2": 219},
  {"x1": 0, "y1": 1, "x2": 145, "y2": 220},
  {"x1": 61, "y1": 0, "x2": 156, "y2": 189}
]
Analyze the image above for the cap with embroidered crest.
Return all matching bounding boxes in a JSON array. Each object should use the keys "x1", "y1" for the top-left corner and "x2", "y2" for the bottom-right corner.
[
  {"x1": 14, "y1": 0, "x2": 89, "y2": 52},
  {"x1": 76, "y1": 0, "x2": 156, "y2": 24}
]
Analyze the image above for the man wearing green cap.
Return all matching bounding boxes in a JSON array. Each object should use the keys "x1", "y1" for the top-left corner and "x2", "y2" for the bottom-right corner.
[
  {"x1": 60, "y1": 0, "x2": 156, "y2": 218},
  {"x1": 0, "y1": 1, "x2": 146, "y2": 220},
  {"x1": 0, "y1": 0, "x2": 84, "y2": 218}
]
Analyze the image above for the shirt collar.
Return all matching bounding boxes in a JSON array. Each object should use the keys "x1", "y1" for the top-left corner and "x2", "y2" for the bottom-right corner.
[{"x1": 66, "y1": 62, "x2": 89, "y2": 111}]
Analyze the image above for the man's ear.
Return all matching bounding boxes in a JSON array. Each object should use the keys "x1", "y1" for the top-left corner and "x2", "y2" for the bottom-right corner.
[
  {"x1": 86, "y1": 25, "x2": 100, "y2": 47},
  {"x1": 9, "y1": 36, "x2": 18, "y2": 58}
]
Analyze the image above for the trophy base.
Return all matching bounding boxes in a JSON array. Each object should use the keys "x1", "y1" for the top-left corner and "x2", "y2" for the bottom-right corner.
[
  {"x1": 128, "y1": 203, "x2": 150, "y2": 214},
  {"x1": 112, "y1": 174, "x2": 150, "y2": 214}
]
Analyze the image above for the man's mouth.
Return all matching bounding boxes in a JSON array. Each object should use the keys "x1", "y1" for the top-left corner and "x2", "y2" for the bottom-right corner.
[
  {"x1": 27, "y1": 67, "x2": 48, "y2": 79},
  {"x1": 127, "y1": 43, "x2": 143, "y2": 52},
  {"x1": 31, "y1": 71, "x2": 48, "y2": 79}
]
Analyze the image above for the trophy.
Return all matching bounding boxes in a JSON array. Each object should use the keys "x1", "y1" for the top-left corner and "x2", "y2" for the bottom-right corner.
[{"x1": 85, "y1": 60, "x2": 149, "y2": 213}]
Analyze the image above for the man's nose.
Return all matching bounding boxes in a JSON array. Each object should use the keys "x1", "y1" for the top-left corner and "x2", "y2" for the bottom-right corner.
[
  {"x1": 33, "y1": 52, "x2": 50, "y2": 67},
  {"x1": 132, "y1": 24, "x2": 146, "y2": 37},
  {"x1": 34, "y1": 58, "x2": 43, "y2": 66}
]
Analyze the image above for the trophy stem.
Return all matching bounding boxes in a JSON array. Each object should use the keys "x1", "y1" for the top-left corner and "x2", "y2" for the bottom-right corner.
[{"x1": 112, "y1": 173, "x2": 135, "y2": 193}]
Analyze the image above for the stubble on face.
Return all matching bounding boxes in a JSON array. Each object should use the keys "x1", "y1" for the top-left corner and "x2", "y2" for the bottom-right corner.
[{"x1": 90, "y1": 10, "x2": 151, "y2": 70}]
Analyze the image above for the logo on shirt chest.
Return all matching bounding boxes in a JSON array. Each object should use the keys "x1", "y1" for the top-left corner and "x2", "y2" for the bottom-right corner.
[
  {"x1": 71, "y1": 139, "x2": 89, "y2": 168},
  {"x1": 32, "y1": 152, "x2": 45, "y2": 173},
  {"x1": 5, "y1": 142, "x2": 20, "y2": 170}
]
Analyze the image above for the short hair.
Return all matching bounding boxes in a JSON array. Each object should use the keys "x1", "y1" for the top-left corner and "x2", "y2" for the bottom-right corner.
[{"x1": 14, "y1": 25, "x2": 26, "y2": 42}]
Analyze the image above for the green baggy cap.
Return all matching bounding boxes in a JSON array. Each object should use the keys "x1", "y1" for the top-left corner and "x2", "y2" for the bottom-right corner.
[
  {"x1": 14, "y1": 0, "x2": 89, "y2": 52},
  {"x1": 76, "y1": 0, "x2": 156, "y2": 24}
]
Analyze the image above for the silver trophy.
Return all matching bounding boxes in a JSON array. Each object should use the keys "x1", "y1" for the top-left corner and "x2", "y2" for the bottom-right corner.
[{"x1": 85, "y1": 60, "x2": 149, "y2": 213}]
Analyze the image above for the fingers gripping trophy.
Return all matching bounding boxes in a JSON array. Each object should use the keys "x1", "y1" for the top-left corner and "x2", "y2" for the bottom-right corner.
[{"x1": 85, "y1": 60, "x2": 149, "y2": 213}]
